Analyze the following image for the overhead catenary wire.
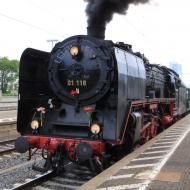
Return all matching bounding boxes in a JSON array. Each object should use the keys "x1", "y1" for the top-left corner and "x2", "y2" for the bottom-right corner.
[
  {"x1": 28, "y1": 0, "x2": 65, "y2": 24},
  {"x1": 0, "y1": 12, "x2": 63, "y2": 38}
]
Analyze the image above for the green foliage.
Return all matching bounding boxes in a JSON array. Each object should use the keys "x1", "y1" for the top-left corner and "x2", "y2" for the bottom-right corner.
[{"x1": 0, "y1": 57, "x2": 19, "y2": 95}]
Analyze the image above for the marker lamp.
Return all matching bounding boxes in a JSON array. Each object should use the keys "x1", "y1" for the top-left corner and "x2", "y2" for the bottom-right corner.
[
  {"x1": 70, "y1": 46, "x2": 79, "y2": 56},
  {"x1": 90, "y1": 123, "x2": 101, "y2": 134},
  {"x1": 31, "y1": 120, "x2": 39, "y2": 130}
]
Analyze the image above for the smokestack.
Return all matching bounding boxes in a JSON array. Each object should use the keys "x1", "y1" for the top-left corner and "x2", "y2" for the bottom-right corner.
[
  {"x1": 87, "y1": 25, "x2": 105, "y2": 39},
  {"x1": 86, "y1": 0, "x2": 150, "y2": 39}
]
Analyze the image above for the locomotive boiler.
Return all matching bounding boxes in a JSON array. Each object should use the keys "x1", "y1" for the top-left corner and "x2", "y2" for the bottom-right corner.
[{"x1": 15, "y1": 27, "x2": 190, "y2": 172}]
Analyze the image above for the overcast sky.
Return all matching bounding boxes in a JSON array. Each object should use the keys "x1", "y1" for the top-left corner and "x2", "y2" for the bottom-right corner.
[{"x1": 0, "y1": 0, "x2": 189, "y2": 87}]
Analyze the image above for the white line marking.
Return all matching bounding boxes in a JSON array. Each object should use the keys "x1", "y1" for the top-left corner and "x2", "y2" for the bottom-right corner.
[
  {"x1": 142, "y1": 150, "x2": 168, "y2": 155},
  {"x1": 170, "y1": 129, "x2": 186, "y2": 132},
  {"x1": 156, "y1": 139, "x2": 176, "y2": 143},
  {"x1": 108, "y1": 174, "x2": 134, "y2": 180},
  {"x1": 96, "y1": 183, "x2": 146, "y2": 190},
  {"x1": 165, "y1": 133, "x2": 181, "y2": 135},
  {"x1": 139, "y1": 125, "x2": 190, "y2": 190},
  {"x1": 132, "y1": 156, "x2": 163, "y2": 161},
  {"x1": 170, "y1": 128, "x2": 185, "y2": 130},
  {"x1": 161, "y1": 137, "x2": 181, "y2": 140},
  {"x1": 164, "y1": 135, "x2": 181, "y2": 138},
  {"x1": 154, "y1": 142, "x2": 174, "y2": 145},
  {"x1": 123, "y1": 164, "x2": 156, "y2": 169},
  {"x1": 147, "y1": 145, "x2": 172, "y2": 149},
  {"x1": 135, "y1": 170, "x2": 153, "y2": 180},
  {"x1": 168, "y1": 132, "x2": 183, "y2": 134},
  {"x1": 162, "y1": 135, "x2": 181, "y2": 138}
]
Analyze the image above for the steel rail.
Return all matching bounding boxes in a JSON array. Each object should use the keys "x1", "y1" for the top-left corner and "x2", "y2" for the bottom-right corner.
[
  {"x1": 0, "y1": 139, "x2": 16, "y2": 155},
  {"x1": 10, "y1": 170, "x2": 55, "y2": 190}
]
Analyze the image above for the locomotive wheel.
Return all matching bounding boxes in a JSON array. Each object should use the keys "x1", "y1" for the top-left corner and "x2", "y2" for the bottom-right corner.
[
  {"x1": 87, "y1": 157, "x2": 105, "y2": 175},
  {"x1": 51, "y1": 144, "x2": 66, "y2": 174},
  {"x1": 125, "y1": 125, "x2": 136, "y2": 152},
  {"x1": 32, "y1": 154, "x2": 52, "y2": 173}
]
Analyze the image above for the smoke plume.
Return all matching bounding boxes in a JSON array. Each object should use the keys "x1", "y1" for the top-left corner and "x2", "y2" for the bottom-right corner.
[{"x1": 86, "y1": 0, "x2": 149, "y2": 38}]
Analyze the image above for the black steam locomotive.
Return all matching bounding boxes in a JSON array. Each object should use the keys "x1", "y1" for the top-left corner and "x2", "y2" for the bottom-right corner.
[{"x1": 15, "y1": 28, "x2": 190, "y2": 172}]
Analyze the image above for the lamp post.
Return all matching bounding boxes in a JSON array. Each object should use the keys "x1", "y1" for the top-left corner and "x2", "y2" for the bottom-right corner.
[{"x1": 47, "y1": 39, "x2": 58, "y2": 49}]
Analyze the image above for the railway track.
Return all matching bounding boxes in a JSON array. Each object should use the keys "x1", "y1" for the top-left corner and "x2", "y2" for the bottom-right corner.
[
  {"x1": 9, "y1": 170, "x2": 54, "y2": 190},
  {"x1": 0, "y1": 120, "x2": 95, "y2": 189},
  {"x1": 6, "y1": 162, "x2": 94, "y2": 190},
  {"x1": 0, "y1": 139, "x2": 16, "y2": 155},
  {"x1": 0, "y1": 119, "x2": 18, "y2": 143},
  {"x1": 1, "y1": 117, "x2": 187, "y2": 189},
  {"x1": 34, "y1": 163, "x2": 94, "y2": 190}
]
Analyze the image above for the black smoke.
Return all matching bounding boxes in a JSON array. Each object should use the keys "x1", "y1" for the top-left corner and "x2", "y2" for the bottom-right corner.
[{"x1": 86, "y1": 0, "x2": 149, "y2": 38}]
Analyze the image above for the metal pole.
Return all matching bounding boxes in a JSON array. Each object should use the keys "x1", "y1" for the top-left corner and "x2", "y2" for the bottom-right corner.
[{"x1": 47, "y1": 39, "x2": 58, "y2": 49}]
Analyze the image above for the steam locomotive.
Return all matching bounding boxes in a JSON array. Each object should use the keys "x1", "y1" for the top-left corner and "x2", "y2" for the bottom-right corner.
[{"x1": 15, "y1": 28, "x2": 190, "y2": 172}]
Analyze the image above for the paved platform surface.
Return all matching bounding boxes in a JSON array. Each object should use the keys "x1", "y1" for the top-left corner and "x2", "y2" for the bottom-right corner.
[
  {"x1": 0, "y1": 110, "x2": 17, "y2": 120},
  {"x1": 0, "y1": 96, "x2": 17, "y2": 111},
  {"x1": 0, "y1": 96, "x2": 17, "y2": 102},
  {"x1": 0, "y1": 102, "x2": 17, "y2": 111},
  {"x1": 78, "y1": 114, "x2": 190, "y2": 190}
]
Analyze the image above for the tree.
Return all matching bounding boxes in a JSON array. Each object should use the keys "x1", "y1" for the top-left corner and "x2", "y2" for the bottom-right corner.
[{"x1": 0, "y1": 57, "x2": 19, "y2": 95}]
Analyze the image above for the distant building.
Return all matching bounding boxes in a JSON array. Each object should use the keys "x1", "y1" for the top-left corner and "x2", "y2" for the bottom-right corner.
[{"x1": 169, "y1": 62, "x2": 182, "y2": 77}]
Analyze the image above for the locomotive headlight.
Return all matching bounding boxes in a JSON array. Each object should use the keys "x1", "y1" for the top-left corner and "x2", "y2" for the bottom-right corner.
[
  {"x1": 90, "y1": 123, "x2": 101, "y2": 134},
  {"x1": 31, "y1": 120, "x2": 39, "y2": 130},
  {"x1": 70, "y1": 46, "x2": 79, "y2": 56}
]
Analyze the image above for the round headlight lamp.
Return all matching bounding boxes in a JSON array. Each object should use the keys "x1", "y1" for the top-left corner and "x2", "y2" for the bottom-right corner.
[
  {"x1": 70, "y1": 46, "x2": 79, "y2": 56},
  {"x1": 90, "y1": 123, "x2": 101, "y2": 134},
  {"x1": 31, "y1": 120, "x2": 39, "y2": 130}
]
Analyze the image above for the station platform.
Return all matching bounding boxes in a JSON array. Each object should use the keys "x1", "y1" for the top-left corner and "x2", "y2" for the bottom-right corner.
[{"x1": 78, "y1": 114, "x2": 190, "y2": 190}]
